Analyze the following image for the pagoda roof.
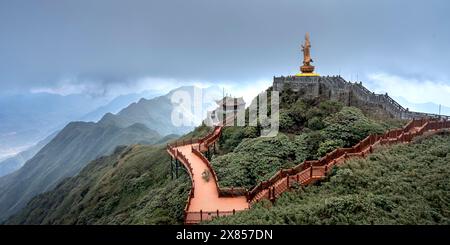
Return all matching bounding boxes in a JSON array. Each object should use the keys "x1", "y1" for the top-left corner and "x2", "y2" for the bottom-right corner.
[{"x1": 216, "y1": 96, "x2": 246, "y2": 106}]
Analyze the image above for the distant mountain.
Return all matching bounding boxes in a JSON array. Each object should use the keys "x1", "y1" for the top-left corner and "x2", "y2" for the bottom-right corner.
[
  {"x1": 0, "y1": 132, "x2": 57, "y2": 178},
  {"x1": 0, "y1": 85, "x2": 221, "y2": 221},
  {"x1": 3, "y1": 144, "x2": 190, "y2": 225},
  {"x1": 0, "y1": 93, "x2": 106, "y2": 153},
  {"x1": 0, "y1": 91, "x2": 161, "y2": 161},
  {"x1": 155, "y1": 134, "x2": 180, "y2": 144},
  {"x1": 0, "y1": 121, "x2": 161, "y2": 221},
  {"x1": 79, "y1": 90, "x2": 162, "y2": 122},
  {"x1": 98, "y1": 85, "x2": 222, "y2": 136},
  {"x1": 394, "y1": 96, "x2": 450, "y2": 116},
  {"x1": 5, "y1": 84, "x2": 449, "y2": 225}
]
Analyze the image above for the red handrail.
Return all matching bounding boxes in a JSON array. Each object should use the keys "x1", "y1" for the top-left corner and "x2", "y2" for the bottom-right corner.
[
  {"x1": 248, "y1": 118, "x2": 449, "y2": 203},
  {"x1": 170, "y1": 118, "x2": 450, "y2": 223}
]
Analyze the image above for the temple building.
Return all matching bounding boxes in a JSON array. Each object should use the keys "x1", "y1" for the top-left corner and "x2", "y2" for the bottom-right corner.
[{"x1": 205, "y1": 96, "x2": 245, "y2": 125}]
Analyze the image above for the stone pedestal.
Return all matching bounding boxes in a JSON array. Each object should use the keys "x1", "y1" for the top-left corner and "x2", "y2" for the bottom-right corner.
[{"x1": 273, "y1": 75, "x2": 321, "y2": 97}]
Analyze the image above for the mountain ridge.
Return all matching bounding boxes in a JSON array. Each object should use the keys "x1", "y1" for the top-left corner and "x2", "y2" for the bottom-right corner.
[
  {"x1": 4, "y1": 83, "x2": 450, "y2": 225},
  {"x1": 0, "y1": 131, "x2": 58, "y2": 177},
  {"x1": 0, "y1": 85, "x2": 220, "y2": 221},
  {"x1": 0, "y1": 120, "x2": 162, "y2": 221}
]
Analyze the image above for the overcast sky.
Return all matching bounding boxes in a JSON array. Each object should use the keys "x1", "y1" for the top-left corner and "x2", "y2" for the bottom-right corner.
[{"x1": 0, "y1": 0, "x2": 449, "y2": 106}]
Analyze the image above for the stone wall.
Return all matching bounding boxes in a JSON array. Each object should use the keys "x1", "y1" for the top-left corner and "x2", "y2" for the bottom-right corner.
[{"x1": 273, "y1": 75, "x2": 449, "y2": 120}]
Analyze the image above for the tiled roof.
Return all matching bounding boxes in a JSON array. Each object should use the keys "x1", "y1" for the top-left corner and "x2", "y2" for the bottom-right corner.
[{"x1": 216, "y1": 96, "x2": 245, "y2": 106}]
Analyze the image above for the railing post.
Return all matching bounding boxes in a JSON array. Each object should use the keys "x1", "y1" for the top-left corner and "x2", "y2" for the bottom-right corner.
[
  {"x1": 287, "y1": 175, "x2": 290, "y2": 188},
  {"x1": 217, "y1": 209, "x2": 219, "y2": 217},
  {"x1": 170, "y1": 156, "x2": 173, "y2": 180},
  {"x1": 200, "y1": 210, "x2": 203, "y2": 222},
  {"x1": 233, "y1": 209, "x2": 236, "y2": 215},
  {"x1": 176, "y1": 159, "x2": 179, "y2": 178}
]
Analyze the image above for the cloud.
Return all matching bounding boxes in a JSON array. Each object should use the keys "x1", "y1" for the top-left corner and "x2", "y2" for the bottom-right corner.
[
  {"x1": 1, "y1": 0, "x2": 450, "y2": 96},
  {"x1": 30, "y1": 78, "x2": 105, "y2": 96},
  {"x1": 29, "y1": 75, "x2": 273, "y2": 106},
  {"x1": 0, "y1": 144, "x2": 33, "y2": 162},
  {"x1": 218, "y1": 78, "x2": 272, "y2": 106},
  {"x1": 366, "y1": 73, "x2": 450, "y2": 108},
  {"x1": 29, "y1": 76, "x2": 212, "y2": 98}
]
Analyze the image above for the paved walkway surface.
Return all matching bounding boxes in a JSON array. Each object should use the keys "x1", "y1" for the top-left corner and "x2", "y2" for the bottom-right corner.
[{"x1": 177, "y1": 144, "x2": 249, "y2": 212}]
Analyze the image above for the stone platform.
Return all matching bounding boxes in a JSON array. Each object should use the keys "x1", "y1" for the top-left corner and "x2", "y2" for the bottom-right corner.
[{"x1": 272, "y1": 75, "x2": 445, "y2": 120}]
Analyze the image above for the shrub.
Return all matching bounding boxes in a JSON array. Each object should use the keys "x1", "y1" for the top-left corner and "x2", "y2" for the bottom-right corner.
[
  {"x1": 219, "y1": 126, "x2": 258, "y2": 153},
  {"x1": 209, "y1": 134, "x2": 450, "y2": 225},
  {"x1": 319, "y1": 100, "x2": 344, "y2": 115},
  {"x1": 317, "y1": 139, "x2": 345, "y2": 157},
  {"x1": 279, "y1": 111, "x2": 295, "y2": 132},
  {"x1": 307, "y1": 117, "x2": 325, "y2": 130},
  {"x1": 293, "y1": 131, "x2": 324, "y2": 161},
  {"x1": 213, "y1": 134, "x2": 297, "y2": 188},
  {"x1": 322, "y1": 107, "x2": 385, "y2": 146},
  {"x1": 288, "y1": 100, "x2": 308, "y2": 124}
]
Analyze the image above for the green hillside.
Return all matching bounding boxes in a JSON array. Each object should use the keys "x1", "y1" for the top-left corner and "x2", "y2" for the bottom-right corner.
[
  {"x1": 0, "y1": 85, "x2": 218, "y2": 222},
  {"x1": 4, "y1": 121, "x2": 211, "y2": 225},
  {"x1": 0, "y1": 122, "x2": 162, "y2": 221},
  {"x1": 5, "y1": 88, "x2": 447, "y2": 225},
  {"x1": 208, "y1": 131, "x2": 450, "y2": 224},
  {"x1": 211, "y1": 89, "x2": 405, "y2": 189},
  {"x1": 4, "y1": 144, "x2": 190, "y2": 224}
]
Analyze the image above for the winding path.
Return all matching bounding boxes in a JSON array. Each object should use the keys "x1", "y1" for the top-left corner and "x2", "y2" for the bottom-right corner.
[
  {"x1": 176, "y1": 144, "x2": 248, "y2": 212},
  {"x1": 167, "y1": 126, "x2": 248, "y2": 224},
  {"x1": 168, "y1": 118, "x2": 450, "y2": 224}
]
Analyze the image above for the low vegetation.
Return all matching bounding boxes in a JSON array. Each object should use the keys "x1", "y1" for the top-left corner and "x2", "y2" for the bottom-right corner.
[
  {"x1": 9, "y1": 88, "x2": 442, "y2": 225},
  {"x1": 212, "y1": 90, "x2": 400, "y2": 189},
  {"x1": 5, "y1": 145, "x2": 190, "y2": 224},
  {"x1": 209, "y1": 132, "x2": 450, "y2": 224}
]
